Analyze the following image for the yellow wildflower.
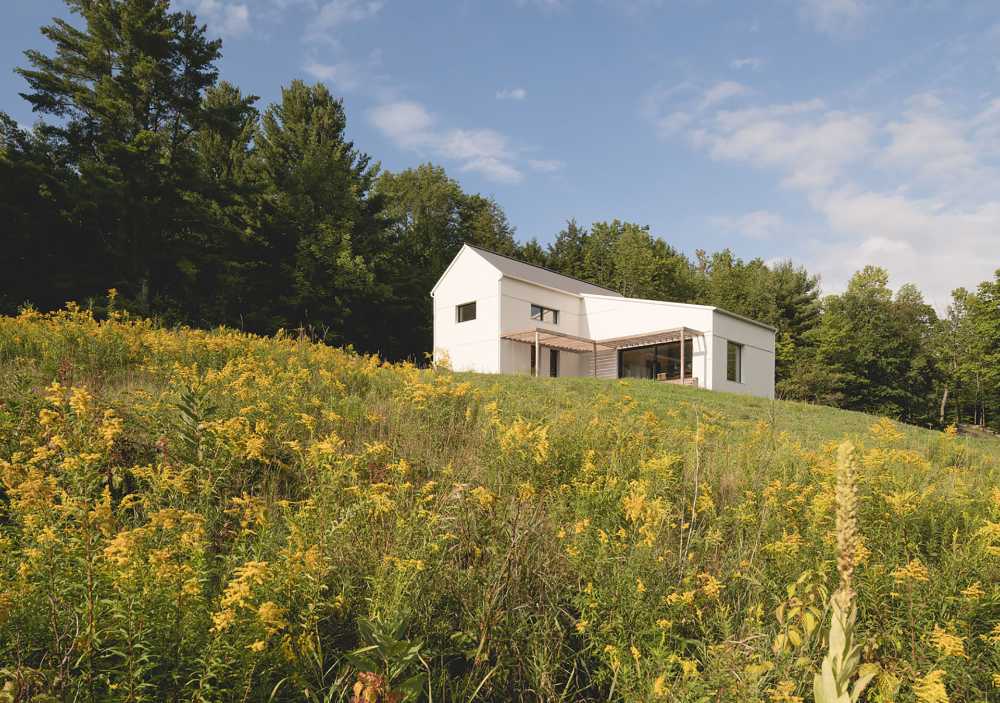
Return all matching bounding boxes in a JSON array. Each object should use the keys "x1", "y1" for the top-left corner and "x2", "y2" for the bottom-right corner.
[
  {"x1": 769, "y1": 680, "x2": 803, "y2": 703},
  {"x1": 698, "y1": 573, "x2": 722, "y2": 600},
  {"x1": 912, "y1": 670, "x2": 948, "y2": 703},
  {"x1": 257, "y1": 601, "x2": 287, "y2": 636},
  {"x1": 652, "y1": 673, "x2": 668, "y2": 697},
  {"x1": 961, "y1": 581, "x2": 984, "y2": 600},
  {"x1": 892, "y1": 559, "x2": 930, "y2": 584},
  {"x1": 471, "y1": 486, "x2": 494, "y2": 508}
]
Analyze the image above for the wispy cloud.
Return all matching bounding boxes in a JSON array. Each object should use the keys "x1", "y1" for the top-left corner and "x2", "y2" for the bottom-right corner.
[
  {"x1": 710, "y1": 211, "x2": 784, "y2": 240},
  {"x1": 796, "y1": 0, "x2": 870, "y2": 36},
  {"x1": 496, "y1": 87, "x2": 528, "y2": 101},
  {"x1": 514, "y1": 0, "x2": 570, "y2": 11},
  {"x1": 184, "y1": 0, "x2": 251, "y2": 38},
  {"x1": 306, "y1": 0, "x2": 383, "y2": 42},
  {"x1": 528, "y1": 159, "x2": 564, "y2": 172},
  {"x1": 645, "y1": 79, "x2": 1000, "y2": 304},
  {"x1": 370, "y1": 101, "x2": 530, "y2": 183},
  {"x1": 303, "y1": 49, "x2": 387, "y2": 94},
  {"x1": 700, "y1": 81, "x2": 751, "y2": 109},
  {"x1": 731, "y1": 57, "x2": 764, "y2": 71},
  {"x1": 303, "y1": 60, "x2": 365, "y2": 91}
]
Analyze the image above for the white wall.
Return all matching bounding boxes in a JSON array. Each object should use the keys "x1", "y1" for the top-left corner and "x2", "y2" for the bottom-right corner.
[
  {"x1": 431, "y1": 248, "x2": 502, "y2": 372},
  {"x1": 581, "y1": 295, "x2": 714, "y2": 386},
  {"x1": 709, "y1": 310, "x2": 776, "y2": 398},
  {"x1": 499, "y1": 278, "x2": 587, "y2": 376}
]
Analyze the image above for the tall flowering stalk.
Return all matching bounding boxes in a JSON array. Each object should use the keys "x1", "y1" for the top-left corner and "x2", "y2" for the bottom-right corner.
[{"x1": 814, "y1": 441, "x2": 877, "y2": 703}]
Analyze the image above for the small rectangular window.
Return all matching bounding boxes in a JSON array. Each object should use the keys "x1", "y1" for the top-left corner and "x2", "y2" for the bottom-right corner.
[
  {"x1": 456, "y1": 301, "x2": 476, "y2": 323},
  {"x1": 549, "y1": 349, "x2": 559, "y2": 377},
  {"x1": 530, "y1": 303, "x2": 559, "y2": 324},
  {"x1": 726, "y1": 341, "x2": 742, "y2": 383}
]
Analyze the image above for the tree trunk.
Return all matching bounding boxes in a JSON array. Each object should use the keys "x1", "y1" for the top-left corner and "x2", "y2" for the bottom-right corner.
[{"x1": 939, "y1": 385, "x2": 949, "y2": 426}]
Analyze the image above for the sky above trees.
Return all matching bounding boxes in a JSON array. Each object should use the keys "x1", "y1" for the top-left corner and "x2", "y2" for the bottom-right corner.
[{"x1": 2, "y1": 0, "x2": 999, "y2": 307}]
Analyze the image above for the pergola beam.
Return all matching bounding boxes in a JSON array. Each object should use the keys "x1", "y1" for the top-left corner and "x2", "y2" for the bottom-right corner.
[{"x1": 502, "y1": 326, "x2": 704, "y2": 354}]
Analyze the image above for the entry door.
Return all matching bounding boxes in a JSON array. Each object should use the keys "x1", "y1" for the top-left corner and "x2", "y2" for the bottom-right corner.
[{"x1": 549, "y1": 349, "x2": 559, "y2": 377}]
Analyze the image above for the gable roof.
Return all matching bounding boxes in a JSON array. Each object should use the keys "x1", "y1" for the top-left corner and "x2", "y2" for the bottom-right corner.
[{"x1": 464, "y1": 244, "x2": 623, "y2": 297}]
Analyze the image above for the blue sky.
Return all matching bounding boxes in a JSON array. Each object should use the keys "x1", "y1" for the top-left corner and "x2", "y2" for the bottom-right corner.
[{"x1": 3, "y1": 0, "x2": 999, "y2": 307}]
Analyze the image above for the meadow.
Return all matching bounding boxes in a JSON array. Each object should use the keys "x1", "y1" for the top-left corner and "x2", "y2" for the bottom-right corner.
[{"x1": 0, "y1": 306, "x2": 998, "y2": 702}]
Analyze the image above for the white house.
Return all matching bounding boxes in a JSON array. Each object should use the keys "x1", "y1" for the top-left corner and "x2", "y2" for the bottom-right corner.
[{"x1": 431, "y1": 244, "x2": 776, "y2": 398}]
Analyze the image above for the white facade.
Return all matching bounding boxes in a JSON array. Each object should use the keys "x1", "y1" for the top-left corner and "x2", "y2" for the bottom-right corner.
[{"x1": 432, "y1": 245, "x2": 776, "y2": 398}]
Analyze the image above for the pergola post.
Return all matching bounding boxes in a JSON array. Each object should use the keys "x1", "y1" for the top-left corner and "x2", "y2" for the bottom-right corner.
[
  {"x1": 534, "y1": 330, "x2": 540, "y2": 378},
  {"x1": 680, "y1": 328, "x2": 685, "y2": 384}
]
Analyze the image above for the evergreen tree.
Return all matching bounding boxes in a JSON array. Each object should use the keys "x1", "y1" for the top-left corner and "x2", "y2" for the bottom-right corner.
[
  {"x1": 16, "y1": 0, "x2": 225, "y2": 315},
  {"x1": 253, "y1": 80, "x2": 384, "y2": 339}
]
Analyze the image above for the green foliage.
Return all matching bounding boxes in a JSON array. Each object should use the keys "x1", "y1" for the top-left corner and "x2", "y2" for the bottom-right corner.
[{"x1": 793, "y1": 267, "x2": 941, "y2": 425}]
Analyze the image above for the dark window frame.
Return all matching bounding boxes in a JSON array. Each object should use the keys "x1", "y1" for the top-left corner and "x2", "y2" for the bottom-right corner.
[
  {"x1": 456, "y1": 301, "x2": 477, "y2": 323},
  {"x1": 616, "y1": 339, "x2": 693, "y2": 380},
  {"x1": 530, "y1": 303, "x2": 559, "y2": 324},
  {"x1": 726, "y1": 340, "x2": 742, "y2": 383}
]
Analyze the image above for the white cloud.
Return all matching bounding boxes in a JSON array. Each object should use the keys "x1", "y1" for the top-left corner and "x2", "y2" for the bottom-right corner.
[
  {"x1": 496, "y1": 88, "x2": 528, "y2": 101},
  {"x1": 528, "y1": 159, "x2": 564, "y2": 172},
  {"x1": 370, "y1": 101, "x2": 534, "y2": 184},
  {"x1": 188, "y1": 0, "x2": 251, "y2": 38},
  {"x1": 370, "y1": 101, "x2": 435, "y2": 149},
  {"x1": 303, "y1": 49, "x2": 386, "y2": 93},
  {"x1": 731, "y1": 57, "x2": 764, "y2": 71},
  {"x1": 710, "y1": 211, "x2": 784, "y2": 240},
  {"x1": 700, "y1": 81, "x2": 751, "y2": 109},
  {"x1": 515, "y1": 0, "x2": 570, "y2": 10},
  {"x1": 307, "y1": 0, "x2": 383, "y2": 42},
  {"x1": 303, "y1": 60, "x2": 365, "y2": 90},
  {"x1": 692, "y1": 102, "x2": 874, "y2": 189},
  {"x1": 645, "y1": 79, "x2": 999, "y2": 305},
  {"x1": 808, "y1": 188, "x2": 1000, "y2": 305},
  {"x1": 797, "y1": 0, "x2": 870, "y2": 36}
]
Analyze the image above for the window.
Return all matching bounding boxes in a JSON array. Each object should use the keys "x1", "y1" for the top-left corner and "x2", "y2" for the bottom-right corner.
[
  {"x1": 456, "y1": 301, "x2": 476, "y2": 323},
  {"x1": 530, "y1": 345, "x2": 536, "y2": 376},
  {"x1": 530, "y1": 303, "x2": 559, "y2": 324},
  {"x1": 549, "y1": 349, "x2": 559, "y2": 377},
  {"x1": 618, "y1": 340, "x2": 692, "y2": 380},
  {"x1": 726, "y1": 341, "x2": 742, "y2": 383}
]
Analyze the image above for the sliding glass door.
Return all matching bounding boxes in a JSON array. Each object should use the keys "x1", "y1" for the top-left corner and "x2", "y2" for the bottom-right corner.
[{"x1": 618, "y1": 339, "x2": 693, "y2": 380}]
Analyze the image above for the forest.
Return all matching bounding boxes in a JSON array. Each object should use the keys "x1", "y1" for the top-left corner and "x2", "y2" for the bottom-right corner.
[{"x1": 2, "y1": 0, "x2": 998, "y2": 430}]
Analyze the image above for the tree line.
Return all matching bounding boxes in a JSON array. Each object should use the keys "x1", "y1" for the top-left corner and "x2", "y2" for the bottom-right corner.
[{"x1": 1, "y1": 0, "x2": 997, "y2": 430}]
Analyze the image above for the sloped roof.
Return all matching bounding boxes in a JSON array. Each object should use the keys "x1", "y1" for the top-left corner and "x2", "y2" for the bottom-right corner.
[{"x1": 466, "y1": 244, "x2": 622, "y2": 297}]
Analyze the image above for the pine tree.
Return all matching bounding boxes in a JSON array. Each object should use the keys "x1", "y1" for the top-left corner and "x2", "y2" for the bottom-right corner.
[{"x1": 16, "y1": 0, "x2": 225, "y2": 315}]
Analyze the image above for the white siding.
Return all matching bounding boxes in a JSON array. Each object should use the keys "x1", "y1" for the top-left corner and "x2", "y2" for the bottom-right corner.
[
  {"x1": 581, "y1": 295, "x2": 714, "y2": 388},
  {"x1": 499, "y1": 278, "x2": 587, "y2": 376},
  {"x1": 431, "y1": 247, "x2": 502, "y2": 372},
  {"x1": 710, "y1": 311, "x2": 776, "y2": 398}
]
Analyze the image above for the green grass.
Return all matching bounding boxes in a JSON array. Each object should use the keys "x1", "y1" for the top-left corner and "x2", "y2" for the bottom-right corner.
[{"x1": 1, "y1": 308, "x2": 998, "y2": 702}]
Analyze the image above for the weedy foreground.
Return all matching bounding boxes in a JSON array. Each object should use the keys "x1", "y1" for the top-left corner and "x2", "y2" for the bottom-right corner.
[{"x1": 0, "y1": 306, "x2": 998, "y2": 702}]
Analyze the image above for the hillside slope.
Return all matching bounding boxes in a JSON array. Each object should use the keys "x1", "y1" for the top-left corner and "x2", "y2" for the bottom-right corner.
[{"x1": 1, "y1": 308, "x2": 998, "y2": 702}]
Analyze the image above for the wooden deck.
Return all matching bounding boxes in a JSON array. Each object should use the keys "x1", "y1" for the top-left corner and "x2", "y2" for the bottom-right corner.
[{"x1": 655, "y1": 374, "x2": 698, "y2": 387}]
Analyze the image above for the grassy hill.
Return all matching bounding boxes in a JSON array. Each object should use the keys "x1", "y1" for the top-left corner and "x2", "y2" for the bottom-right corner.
[{"x1": 1, "y1": 307, "x2": 998, "y2": 702}]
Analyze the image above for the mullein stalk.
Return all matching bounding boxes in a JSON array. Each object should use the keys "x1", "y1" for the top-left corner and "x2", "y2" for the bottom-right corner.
[{"x1": 814, "y1": 441, "x2": 877, "y2": 703}]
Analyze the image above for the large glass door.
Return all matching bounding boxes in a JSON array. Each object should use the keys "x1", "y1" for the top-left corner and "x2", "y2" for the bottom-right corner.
[{"x1": 618, "y1": 339, "x2": 692, "y2": 379}]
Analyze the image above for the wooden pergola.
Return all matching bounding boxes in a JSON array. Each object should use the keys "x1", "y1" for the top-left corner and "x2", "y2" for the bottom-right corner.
[{"x1": 501, "y1": 326, "x2": 703, "y2": 381}]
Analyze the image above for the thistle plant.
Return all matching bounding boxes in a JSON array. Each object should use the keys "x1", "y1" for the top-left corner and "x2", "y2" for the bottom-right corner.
[{"x1": 814, "y1": 441, "x2": 877, "y2": 703}]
